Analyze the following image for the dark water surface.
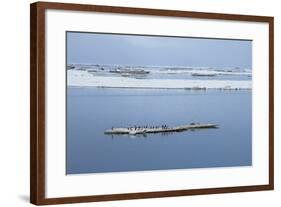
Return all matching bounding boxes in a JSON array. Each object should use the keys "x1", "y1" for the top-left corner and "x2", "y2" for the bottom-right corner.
[{"x1": 66, "y1": 88, "x2": 252, "y2": 174}]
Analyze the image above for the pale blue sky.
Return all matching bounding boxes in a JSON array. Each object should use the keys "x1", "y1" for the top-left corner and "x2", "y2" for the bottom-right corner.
[{"x1": 67, "y1": 32, "x2": 252, "y2": 68}]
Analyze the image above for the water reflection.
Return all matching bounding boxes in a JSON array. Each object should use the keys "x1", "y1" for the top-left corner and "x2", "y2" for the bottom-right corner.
[{"x1": 106, "y1": 128, "x2": 218, "y2": 139}]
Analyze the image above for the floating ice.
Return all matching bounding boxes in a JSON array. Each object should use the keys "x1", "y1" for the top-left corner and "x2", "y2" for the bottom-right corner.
[{"x1": 67, "y1": 70, "x2": 251, "y2": 90}]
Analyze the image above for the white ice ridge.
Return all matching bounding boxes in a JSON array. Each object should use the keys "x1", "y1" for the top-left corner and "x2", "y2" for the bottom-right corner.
[
  {"x1": 68, "y1": 70, "x2": 252, "y2": 90},
  {"x1": 151, "y1": 69, "x2": 251, "y2": 76}
]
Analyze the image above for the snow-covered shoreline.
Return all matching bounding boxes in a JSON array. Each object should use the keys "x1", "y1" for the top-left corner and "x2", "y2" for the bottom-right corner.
[
  {"x1": 68, "y1": 70, "x2": 252, "y2": 90},
  {"x1": 151, "y1": 69, "x2": 251, "y2": 76}
]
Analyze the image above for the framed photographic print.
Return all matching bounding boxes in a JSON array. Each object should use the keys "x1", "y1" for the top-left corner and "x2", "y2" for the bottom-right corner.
[{"x1": 30, "y1": 1, "x2": 274, "y2": 205}]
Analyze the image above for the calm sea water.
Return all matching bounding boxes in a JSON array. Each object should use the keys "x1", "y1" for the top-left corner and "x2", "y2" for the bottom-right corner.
[{"x1": 66, "y1": 88, "x2": 252, "y2": 174}]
